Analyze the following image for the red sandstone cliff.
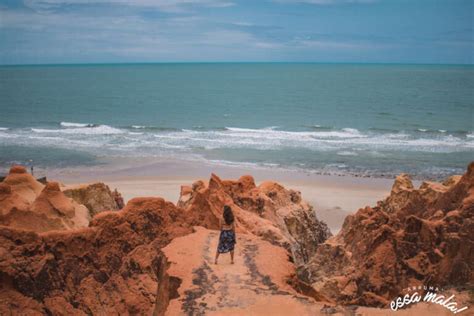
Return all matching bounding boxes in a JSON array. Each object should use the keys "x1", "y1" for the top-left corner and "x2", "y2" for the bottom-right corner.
[
  {"x1": 63, "y1": 182, "x2": 124, "y2": 216},
  {"x1": 1, "y1": 163, "x2": 472, "y2": 314},
  {"x1": 298, "y1": 162, "x2": 474, "y2": 307},
  {"x1": 0, "y1": 166, "x2": 122, "y2": 232},
  {"x1": 0, "y1": 170, "x2": 331, "y2": 314},
  {"x1": 0, "y1": 167, "x2": 89, "y2": 232},
  {"x1": 0, "y1": 197, "x2": 192, "y2": 315},
  {"x1": 178, "y1": 174, "x2": 331, "y2": 265},
  {"x1": 2, "y1": 165, "x2": 44, "y2": 204}
]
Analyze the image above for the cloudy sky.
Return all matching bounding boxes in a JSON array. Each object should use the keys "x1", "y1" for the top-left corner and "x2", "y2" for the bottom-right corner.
[{"x1": 0, "y1": 0, "x2": 472, "y2": 64}]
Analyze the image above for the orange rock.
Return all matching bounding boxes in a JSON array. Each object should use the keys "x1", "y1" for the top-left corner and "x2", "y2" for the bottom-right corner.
[
  {"x1": 63, "y1": 182, "x2": 123, "y2": 216},
  {"x1": 178, "y1": 174, "x2": 331, "y2": 265},
  {"x1": 3, "y1": 165, "x2": 44, "y2": 203},
  {"x1": 9, "y1": 165, "x2": 28, "y2": 174},
  {"x1": 0, "y1": 183, "x2": 29, "y2": 216},
  {"x1": 299, "y1": 161, "x2": 474, "y2": 307},
  {"x1": 0, "y1": 180, "x2": 90, "y2": 232},
  {"x1": 31, "y1": 181, "x2": 89, "y2": 228},
  {"x1": 0, "y1": 196, "x2": 195, "y2": 315},
  {"x1": 2, "y1": 163, "x2": 471, "y2": 313}
]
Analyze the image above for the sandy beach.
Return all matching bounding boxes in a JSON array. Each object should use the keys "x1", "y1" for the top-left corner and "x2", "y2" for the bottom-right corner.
[{"x1": 28, "y1": 157, "x2": 402, "y2": 233}]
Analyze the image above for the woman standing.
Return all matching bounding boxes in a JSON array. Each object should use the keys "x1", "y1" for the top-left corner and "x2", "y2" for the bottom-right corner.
[{"x1": 215, "y1": 205, "x2": 236, "y2": 264}]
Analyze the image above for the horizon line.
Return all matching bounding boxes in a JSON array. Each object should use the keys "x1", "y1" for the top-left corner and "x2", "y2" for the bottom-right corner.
[{"x1": 1, "y1": 61, "x2": 473, "y2": 67}]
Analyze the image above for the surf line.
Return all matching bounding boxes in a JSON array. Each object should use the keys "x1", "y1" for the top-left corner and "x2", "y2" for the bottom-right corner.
[{"x1": 390, "y1": 288, "x2": 469, "y2": 314}]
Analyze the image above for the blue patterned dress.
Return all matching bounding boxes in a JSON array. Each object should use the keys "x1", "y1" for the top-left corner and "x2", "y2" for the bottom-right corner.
[{"x1": 217, "y1": 229, "x2": 236, "y2": 253}]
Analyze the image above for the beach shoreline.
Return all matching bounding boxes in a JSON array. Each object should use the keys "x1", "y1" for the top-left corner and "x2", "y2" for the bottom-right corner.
[{"x1": 19, "y1": 156, "x2": 404, "y2": 233}]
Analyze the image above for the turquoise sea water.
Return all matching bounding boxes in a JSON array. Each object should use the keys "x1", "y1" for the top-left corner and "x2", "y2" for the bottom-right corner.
[{"x1": 0, "y1": 63, "x2": 473, "y2": 179}]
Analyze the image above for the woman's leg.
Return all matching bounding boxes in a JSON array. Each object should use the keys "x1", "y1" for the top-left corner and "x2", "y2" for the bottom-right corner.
[
  {"x1": 215, "y1": 251, "x2": 220, "y2": 264},
  {"x1": 230, "y1": 250, "x2": 234, "y2": 264}
]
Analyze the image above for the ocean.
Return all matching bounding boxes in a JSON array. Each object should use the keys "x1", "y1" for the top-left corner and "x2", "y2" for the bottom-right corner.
[{"x1": 0, "y1": 63, "x2": 472, "y2": 179}]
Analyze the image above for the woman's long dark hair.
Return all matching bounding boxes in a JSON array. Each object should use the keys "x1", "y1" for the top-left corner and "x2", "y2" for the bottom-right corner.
[{"x1": 223, "y1": 205, "x2": 234, "y2": 225}]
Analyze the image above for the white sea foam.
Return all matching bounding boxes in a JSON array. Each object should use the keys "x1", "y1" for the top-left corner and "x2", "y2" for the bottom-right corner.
[
  {"x1": 132, "y1": 125, "x2": 146, "y2": 129},
  {"x1": 341, "y1": 128, "x2": 360, "y2": 134},
  {"x1": 387, "y1": 133, "x2": 410, "y2": 139},
  {"x1": 0, "y1": 125, "x2": 467, "y2": 181},
  {"x1": 367, "y1": 151, "x2": 386, "y2": 157},
  {"x1": 207, "y1": 159, "x2": 279, "y2": 170},
  {"x1": 33, "y1": 125, "x2": 124, "y2": 135},
  {"x1": 152, "y1": 127, "x2": 471, "y2": 152},
  {"x1": 417, "y1": 128, "x2": 428, "y2": 132},
  {"x1": 225, "y1": 127, "x2": 263, "y2": 132},
  {"x1": 0, "y1": 127, "x2": 9, "y2": 131},
  {"x1": 0, "y1": 126, "x2": 469, "y2": 161},
  {"x1": 337, "y1": 151, "x2": 358, "y2": 156},
  {"x1": 0, "y1": 133, "x2": 16, "y2": 138},
  {"x1": 438, "y1": 130, "x2": 447, "y2": 133},
  {"x1": 28, "y1": 136, "x2": 64, "y2": 141},
  {"x1": 224, "y1": 127, "x2": 364, "y2": 139},
  {"x1": 60, "y1": 121, "x2": 93, "y2": 128}
]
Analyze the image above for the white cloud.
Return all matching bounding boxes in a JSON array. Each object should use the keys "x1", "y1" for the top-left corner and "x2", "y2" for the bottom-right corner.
[
  {"x1": 200, "y1": 30, "x2": 281, "y2": 50},
  {"x1": 298, "y1": 40, "x2": 362, "y2": 49},
  {"x1": 274, "y1": 0, "x2": 376, "y2": 5},
  {"x1": 254, "y1": 42, "x2": 282, "y2": 49},
  {"x1": 296, "y1": 39, "x2": 391, "y2": 50},
  {"x1": 231, "y1": 21, "x2": 254, "y2": 27},
  {"x1": 23, "y1": 0, "x2": 234, "y2": 12},
  {"x1": 0, "y1": 3, "x2": 282, "y2": 64}
]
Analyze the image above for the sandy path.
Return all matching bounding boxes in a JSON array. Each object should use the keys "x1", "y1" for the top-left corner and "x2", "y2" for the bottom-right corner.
[
  {"x1": 161, "y1": 227, "x2": 467, "y2": 316},
  {"x1": 162, "y1": 227, "x2": 328, "y2": 315}
]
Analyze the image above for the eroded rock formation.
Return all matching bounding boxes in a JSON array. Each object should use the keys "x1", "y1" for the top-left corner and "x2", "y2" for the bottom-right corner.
[
  {"x1": 0, "y1": 166, "x2": 90, "y2": 232},
  {"x1": 0, "y1": 197, "x2": 194, "y2": 315},
  {"x1": 1, "y1": 163, "x2": 471, "y2": 314},
  {"x1": 2, "y1": 165, "x2": 44, "y2": 203},
  {"x1": 178, "y1": 174, "x2": 331, "y2": 265},
  {"x1": 0, "y1": 183, "x2": 29, "y2": 216},
  {"x1": 63, "y1": 182, "x2": 124, "y2": 216},
  {"x1": 298, "y1": 162, "x2": 474, "y2": 307},
  {"x1": 0, "y1": 166, "x2": 125, "y2": 233}
]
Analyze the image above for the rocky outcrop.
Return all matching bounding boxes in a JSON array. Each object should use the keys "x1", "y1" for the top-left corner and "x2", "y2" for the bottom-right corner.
[
  {"x1": 298, "y1": 162, "x2": 474, "y2": 307},
  {"x1": 63, "y1": 182, "x2": 124, "y2": 216},
  {"x1": 2, "y1": 165, "x2": 44, "y2": 204},
  {"x1": 0, "y1": 183, "x2": 29, "y2": 216},
  {"x1": 31, "y1": 182, "x2": 90, "y2": 230},
  {"x1": 0, "y1": 197, "x2": 194, "y2": 315},
  {"x1": 0, "y1": 180, "x2": 90, "y2": 232},
  {"x1": 2, "y1": 162, "x2": 471, "y2": 314},
  {"x1": 0, "y1": 166, "x2": 126, "y2": 232},
  {"x1": 2, "y1": 172, "x2": 330, "y2": 315},
  {"x1": 178, "y1": 174, "x2": 331, "y2": 265}
]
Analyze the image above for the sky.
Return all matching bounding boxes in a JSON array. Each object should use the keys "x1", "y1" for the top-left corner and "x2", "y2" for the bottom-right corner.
[{"x1": 0, "y1": 0, "x2": 472, "y2": 64}]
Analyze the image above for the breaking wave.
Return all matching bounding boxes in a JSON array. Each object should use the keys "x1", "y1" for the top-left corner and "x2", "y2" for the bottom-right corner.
[
  {"x1": 32, "y1": 125, "x2": 124, "y2": 135},
  {"x1": 60, "y1": 121, "x2": 95, "y2": 128},
  {"x1": 3, "y1": 125, "x2": 465, "y2": 153},
  {"x1": 0, "y1": 123, "x2": 471, "y2": 179}
]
